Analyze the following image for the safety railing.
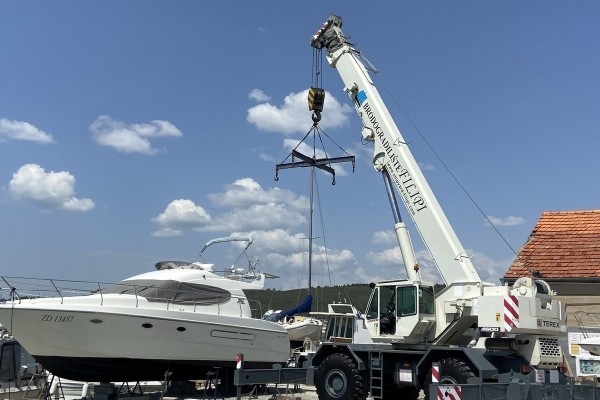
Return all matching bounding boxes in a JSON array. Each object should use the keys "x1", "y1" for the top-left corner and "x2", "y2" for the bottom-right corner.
[
  {"x1": 574, "y1": 311, "x2": 600, "y2": 339},
  {"x1": 0, "y1": 276, "x2": 259, "y2": 318}
]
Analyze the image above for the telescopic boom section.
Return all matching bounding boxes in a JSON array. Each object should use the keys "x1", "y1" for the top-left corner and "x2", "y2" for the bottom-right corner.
[{"x1": 312, "y1": 15, "x2": 481, "y2": 285}]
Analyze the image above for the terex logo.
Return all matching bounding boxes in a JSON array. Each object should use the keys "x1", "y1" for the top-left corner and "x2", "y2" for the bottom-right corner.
[{"x1": 537, "y1": 318, "x2": 559, "y2": 328}]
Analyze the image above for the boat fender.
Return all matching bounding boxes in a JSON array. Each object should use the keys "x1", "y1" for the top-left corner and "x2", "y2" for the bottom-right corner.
[{"x1": 50, "y1": 380, "x2": 59, "y2": 395}]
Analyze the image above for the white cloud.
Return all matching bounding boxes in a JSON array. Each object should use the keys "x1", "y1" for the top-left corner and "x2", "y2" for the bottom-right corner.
[
  {"x1": 419, "y1": 162, "x2": 435, "y2": 172},
  {"x1": 365, "y1": 246, "x2": 442, "y2": 283},
  {"x1": 8, "y1": 164, "x2": 94, "y2": 212},
  {"x1": 151, "y1": 199, "x2": 212, "y2": 236},
  {"x1": 246, "y1": 229, "x2": 360, "y2": 289},
  {"x1": 249, "y1": 89, "x2": 271, "y2": 102},
  {"x1": 230, "y1": 177, "x2": 262, "y2": 192},
  {"x1": 243, "y1": 229, "x2": 307, "y2": 255},
  {"x1": 148, "y1": 175, "x2": 515, "y2": 289},
  {"x1": 0, "y1": 118, "x2": 54, "y2": 143},
  {"x1": 247, "y1": 89, "x2": 352, "y2": 135},
  {"x1": 361, "y1": 246, "x2": 414, "y2": 283},
  {"x1": 152, "y1": 227, "x2": 184, "y2": 238},
  {"x1": 151, "y1": 179, "x2": 307, "y2": 236},
  {"x1": 366, "y1": 246, "x2": 403, "y2": 267},
  {"x1": 208, "y1": 178, "x2": 307, "y2": 210},
  {"x1": 468, "y1": 250, "x2": 513, "y2": 285},
  {"x1": 203, "y1": 179, "x2": 308, "y2": 232},
  {"x1": 365, "y1": 240, "x2": 510, "y2": 285},
  {"x1": 148, "y1": 178, "x2": 369, "y2": 289},
  {"x1": 371, "y1": 230, "x2": 397, "y2": 245},
  {"x1": 412, "y1": 249, "x2": 444, "y2": 283},
  {"x1": 207, "y1": 204, "x2": 306, "y2": 233},
  {"x1": 90, "y1": 115, "x2": 182, "y2": 155},
  {"x1": 487, "y1": 215, "x2": 525, "y2": 227},
  {"x1": 258, "y1": 152, "x2": 276, "y2": 162}
]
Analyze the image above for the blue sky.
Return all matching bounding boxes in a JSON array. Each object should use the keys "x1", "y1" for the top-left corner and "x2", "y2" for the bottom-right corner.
[{"x1": 1, "y1": 2, "x2": 599, "y2": 291}]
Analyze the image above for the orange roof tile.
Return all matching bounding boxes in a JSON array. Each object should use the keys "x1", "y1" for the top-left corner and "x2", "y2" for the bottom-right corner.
[{"x1": 504, "y1": 210, "x2": 600, "y2": 279}]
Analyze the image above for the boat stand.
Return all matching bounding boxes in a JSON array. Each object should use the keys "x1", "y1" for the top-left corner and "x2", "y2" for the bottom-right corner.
[
  {"x1": 118, "y1": 381, "x2": 145, "y2": 396},
  {"x1": 202, "y1": 367, "x2": 224, "y2": 400}
]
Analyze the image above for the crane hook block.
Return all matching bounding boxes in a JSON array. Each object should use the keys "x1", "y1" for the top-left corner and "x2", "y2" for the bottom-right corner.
[
  {"x1": 312, "y1": 111, "x2": 321, "y2": 124},
  {"x1": 308, "y1": 87, "x2": 325, "y2": 113}
]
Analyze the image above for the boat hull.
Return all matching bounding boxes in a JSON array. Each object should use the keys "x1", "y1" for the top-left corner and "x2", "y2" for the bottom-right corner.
[
  {"x1": 285, "y1": 318, "x2": 323, "y2": 343},
  {"x1": 0, "y1": 305, "x2": 289, "y2": 382},
  {"x1": 35, "y1": 355, "x2": 273, "y2": 382},
  {"x1": 579, "y1": 337, "x2": 600, "y2": 356}
]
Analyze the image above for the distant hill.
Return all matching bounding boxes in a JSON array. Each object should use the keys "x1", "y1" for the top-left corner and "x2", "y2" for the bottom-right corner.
[
  {"x1": 245, "y1": 283, "x2": 373, "y2": 316},
  {"x1": 245, "y1": 282, "x2": 447, "y2": 318}
]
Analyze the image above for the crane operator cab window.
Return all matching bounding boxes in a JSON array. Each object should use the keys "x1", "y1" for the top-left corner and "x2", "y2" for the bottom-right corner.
[
  {"x1": 366, "y1": 286, "x2": 396, "y2": 335},
  {"x1": 380, "y1": 286, "x2": 396, "y2": 334},
  {"x1": 366, "y1": 284, "x2": 435, "y2": 337},
  {"x1": 396, "y1": 285, "x2": 435, "y2": 316},
  {"x1": 397, "y1": 286, "x2": 416, "y2": 317},
  {"x1": 366, "y1": 287, "x2": 379, "y2": 320},
  {"x1": 419, "y1": 285, "x2": 435, "y2": 315}
]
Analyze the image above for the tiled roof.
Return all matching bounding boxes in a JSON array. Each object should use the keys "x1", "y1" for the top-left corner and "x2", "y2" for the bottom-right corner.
[{"x1": 504, "y1": 210, "x2": 600, "y2": 279}]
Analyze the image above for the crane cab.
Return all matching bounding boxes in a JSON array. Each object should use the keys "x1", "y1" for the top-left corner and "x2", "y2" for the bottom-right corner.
[{"x1": 365, "y1": 281, "x2": 436, "y2": 343}]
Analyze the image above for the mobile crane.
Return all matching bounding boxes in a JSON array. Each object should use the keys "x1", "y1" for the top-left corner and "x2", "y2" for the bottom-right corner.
[{"x1": 306, "y1": 14, "x2": 570, "y2": 400}]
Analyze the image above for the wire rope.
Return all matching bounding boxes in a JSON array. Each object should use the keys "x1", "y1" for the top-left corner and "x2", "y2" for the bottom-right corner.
[{"x1": 374, "y1": 74, "x2": 518, "y2": 257}]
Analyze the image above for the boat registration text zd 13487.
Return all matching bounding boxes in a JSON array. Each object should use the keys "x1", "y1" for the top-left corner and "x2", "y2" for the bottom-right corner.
[{"x1": 41, "y1": 314, "x2": 74, "y2": 323}]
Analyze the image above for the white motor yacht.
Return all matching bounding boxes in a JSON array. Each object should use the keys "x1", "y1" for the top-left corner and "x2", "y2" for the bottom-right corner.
[{"x1": 0, "y1": 237, "x2": 289, "y2": 383}]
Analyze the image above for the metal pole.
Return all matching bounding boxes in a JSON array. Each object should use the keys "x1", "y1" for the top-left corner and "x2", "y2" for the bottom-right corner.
[
  {"x1": 308, "y1": 164, "x2": 314, "y2": 292},
  {"x1": 235, "y1": 354, "x2": 243, "y2": 400}
]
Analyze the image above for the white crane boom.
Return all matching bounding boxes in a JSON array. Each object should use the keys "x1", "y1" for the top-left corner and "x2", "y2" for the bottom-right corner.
[
  {"x1": 311, "y1": 17, "x2": 566, "y2": 365},
  {"x1": 312, "y1": 15, "x2": 480, "y2": 285}
]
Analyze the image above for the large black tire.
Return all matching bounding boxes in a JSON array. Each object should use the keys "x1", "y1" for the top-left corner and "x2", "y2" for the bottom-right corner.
[
  {"x1": 423, "y1": 358, "x2": 475, "y2": 400},
  {"x1": 315, "y1": 353, "x2": 366, "y2": 400}
]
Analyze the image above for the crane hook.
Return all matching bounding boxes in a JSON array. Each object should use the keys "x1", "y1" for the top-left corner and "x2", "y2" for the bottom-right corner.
[{"x1": 312, "y1": 111, "x2": 321, "y2": 126}]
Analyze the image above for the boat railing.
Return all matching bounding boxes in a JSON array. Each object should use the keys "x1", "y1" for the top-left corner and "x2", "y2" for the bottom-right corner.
[
  {"x1": 0, "y1": 276, "x2": 251, "y2": 316},
  {"x1": 248, "y1": 298, "x2": 268, "y2": 319},
  {"x1": 574, "y1": 311, "x2": 600, "y2": 338},
  {"x1": 0, "y1": 276, "x2": 103, "y2": 303}
]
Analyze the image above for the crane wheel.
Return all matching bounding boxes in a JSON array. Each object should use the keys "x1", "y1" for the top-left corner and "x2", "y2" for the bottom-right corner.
[
  {"x1": 423, "y1": 358, "x2": 475, "y2": 400},
  {"x1": 315, "y1": 353, "x2": 366, "y2": 400}
]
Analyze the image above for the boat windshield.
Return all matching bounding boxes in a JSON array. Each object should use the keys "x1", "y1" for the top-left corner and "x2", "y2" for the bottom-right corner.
[{"x1": 101, "y1": 279, "x2": 231, "y2": 305}]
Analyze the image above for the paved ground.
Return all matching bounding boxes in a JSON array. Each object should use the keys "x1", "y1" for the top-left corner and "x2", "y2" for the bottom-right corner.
[
  {"x1": 231, "y1": 386, "x2": 426, "y2": 399},
  {"x1": 160, "y1": 384, "x2": 315, "y2": 400},
  {"x1": 192, "y1": 384, "x2": 425, "y2": 400},
  {"x1": 122, "y1": 379, "x2": 426, "y2": 400},
  {"x1": 227, "y1": 384, "x2": 317, "y2": 400}
]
